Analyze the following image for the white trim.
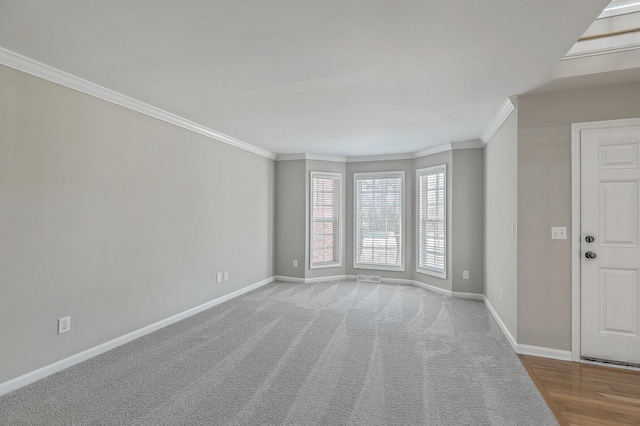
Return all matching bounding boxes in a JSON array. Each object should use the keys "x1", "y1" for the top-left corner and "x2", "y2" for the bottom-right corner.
[
  {"x1": 410, "y1": 279, "x2": 453, "y2": 297},
  {"x1": 484, "y1": 296, "x2": 573, "y2": 361},
  {"x1": 273, "y1": 275, "x2": 306, "y2": 283},
  {"x1": 483, "y1": 296, "x2": 517, "y2": 351},
  {"x1": 273, "y1": 275, "x2": 348, "y2": 283},
  {"x1": 416, "y1": 164, "x2": 447, "y2": 279},
  {"x1": 353, "y1": 171, "x2": 406, "y2": 272},
  {"x1": 571, "y1": 123, "x2": 583, "y2": 363},
  {"x1": 276, "y1": 141, "x2": 486, "y2": 165},
  {"x1": 276, "y1": 153, "x2": 347, "y2": 162},
  {"x1": 481, "y1": 97, "x2": 517, "y2": 144},
  {"x1": 305, "y1": 275, "x2": 348, "y2": 283},
  {"x1": 275, "y1": 154, "x2": 308, "y2": 161},
  {"x1": 0, "y1": 47, "x2": 276, "y2": 161},
  {"x1": 412, "y1": 144, "x2": 453, "y2": 159},
  {"x1": 450, "y1": 139, "x2": 484, "y2": 150},
  {"x1": 0, "y1": 276, "x2": 274, "y2": 397},
  {"x1": 570, "y1": 117, "x2": 640, "y2": 363},
  {"x1": 309, "y1": 171, "x2": 343, "y2": 269},
  {"x1": 347, "y1": 153, "x2": 415, "y2": 163},
  {"x1": 515, "y1": 344, "x2": 573, "y2": 362},
  {"x1": 452, "y1": 291, "x2": 484, "y2": 300}
]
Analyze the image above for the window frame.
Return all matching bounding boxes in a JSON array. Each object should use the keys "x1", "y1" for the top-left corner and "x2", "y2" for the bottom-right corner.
[
  {"x1": 309, "y1": 171, "x2": 342, "y2": 269},
  {"x1": 353, "y1": 171, "x2": 405, "y2": 272},
  {"x1": 416, "y1": 164, "x2": 447, "y2": 279}
]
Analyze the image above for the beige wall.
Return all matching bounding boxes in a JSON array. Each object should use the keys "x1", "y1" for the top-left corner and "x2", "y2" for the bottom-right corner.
[
  {"x1": 517, "y1": 82, "x2": 640, "y2": 350},
  {"x1": 485, "y1": 109, "x2": 518, "y2": 339},
  {"x1": 0, "y1": 65, "x2": 275, "y2": 383}
]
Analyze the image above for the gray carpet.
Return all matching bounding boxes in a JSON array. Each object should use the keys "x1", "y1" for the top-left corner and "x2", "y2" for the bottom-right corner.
[{"x1": 0, "y1": 280, "x2": 557, "y2": 425}]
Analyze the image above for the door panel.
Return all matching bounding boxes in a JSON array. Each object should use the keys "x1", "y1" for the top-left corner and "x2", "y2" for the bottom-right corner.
[
  {"x1": 599, "y1": 180, "x2": 639, "y2": 246},
  {"x1": 598, "y1": 267, "x2": 639, "y2": 337},
  {"x1": 581, "y1": 124, "x2": 640, "y2": 365}
]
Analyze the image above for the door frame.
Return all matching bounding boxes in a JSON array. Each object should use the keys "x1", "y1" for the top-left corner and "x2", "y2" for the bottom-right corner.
[{"x1": 571, "y1": 117, "x2": 640, "y2": 362}]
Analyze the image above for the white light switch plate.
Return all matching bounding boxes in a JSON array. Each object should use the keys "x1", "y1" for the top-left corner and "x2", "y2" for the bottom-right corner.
[{"x1": 551, "y1": 227, "x2": 567, "y2": 240}]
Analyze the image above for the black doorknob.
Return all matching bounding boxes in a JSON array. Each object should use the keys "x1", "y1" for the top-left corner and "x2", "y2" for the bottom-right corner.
[
  {"x1": 585, "y1": 236, "x2": 595, "y2": 243},
  {"x1": 585, "y1": 251, "x2": 597, "y2": 259}
]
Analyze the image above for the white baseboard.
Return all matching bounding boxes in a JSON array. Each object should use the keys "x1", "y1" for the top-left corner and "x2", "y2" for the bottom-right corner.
[
  {"x1": 452, "y1": 291, "x2": 484, "y2": 301},
  {"x1": 483, "y1": 296, "x2": 518, "y2": 351},
  {"x1": 305, "y1": 275, "x2": 347, "y2": 283},
  {"x1": 0, "y1": 276, "x2": 274, "y2": 397},
  {"x1": 273, "y1": 275, "x2": 306, "y2": 283},
  {"x1": 515, "y1": 344, "x2": 573, "y2": 361},
  {"x1": 274, "y1": 275, "x2": 348, "y2": 284},
  {"x1": 482, "y1": 296, "x2": 572, "y2": 362},
  {"x1": 410, "y1": 279, "x2": 453, "y2": 297}
]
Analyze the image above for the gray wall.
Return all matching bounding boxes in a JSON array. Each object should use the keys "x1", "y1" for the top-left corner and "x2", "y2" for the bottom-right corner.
[
  {"x1": 0, "y1": 65, "x2": 275, "y2": 384},
  {"x1": 414, "y1": 152, "x2": 454, "y2": 292},
  {"x1": 485, "y1": 109, "x2": 518, "y2": 340},
  {"x1": 274, "y1": 160, "x2": 306, "y2": 279},
  {"x1": 517, "y1": 82, "x2": 640, "y2": 350},
  {"x1": 451, "y1": 148, "x2": 484, "y2": 294}
]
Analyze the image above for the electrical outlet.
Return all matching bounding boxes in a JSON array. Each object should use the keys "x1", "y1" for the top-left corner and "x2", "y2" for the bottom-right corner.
[
  {"x1": 293, "y1": 259, "x2": 298, "y2": 267},
  {"x1": 58, "y1": 316, "x2": 71, "y2": 334},
  {"x1": 223, "y1": 272, "x2": 229, "y2": 281},
  {"x1": 462, "y1": 271, "x2": 469, "y2": 280},
  {"x1": 500, "y1": 290, "x2": 504, "y2": 302},
  {"x1": 216, "y1": 272, "x2": 222, "y2": 283}
]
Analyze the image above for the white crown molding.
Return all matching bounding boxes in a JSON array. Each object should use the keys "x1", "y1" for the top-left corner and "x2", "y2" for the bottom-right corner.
[
  {"x1": 276, "y1": 154, "x2": 347, "y2": 162},
  {"x1": 412, "y1": 143, "x2": 453, "y2": 159},
  {"x1": 450, "y1": 139, "x2": 484, "y2": 150},
  {"x1": 346, "y1": 153, "x2": 415, "y2": 163},
  {"x1": 0, "y1": 276, "x2": 275, "y2": 397},
  {"x1": 275, "y1": 154, "x2": 308, "y2": 162},
  {"x1": 481, "y1": 97, "x2": 517, "y2": 145},
  {"x1": 0, "y1": 47, "x2": 277, "y2": 160}
]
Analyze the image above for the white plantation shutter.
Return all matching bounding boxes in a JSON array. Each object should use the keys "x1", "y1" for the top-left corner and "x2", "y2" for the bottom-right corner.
[
  {"x1": 354, "y1": 172, "x2": 404, "y2": 270},
  {"x1": 311, "y1": 172, "x2": 341, "y2": 267},
  {"x1": 417, "y1": 165, "x2": 446, "y2": 277}
]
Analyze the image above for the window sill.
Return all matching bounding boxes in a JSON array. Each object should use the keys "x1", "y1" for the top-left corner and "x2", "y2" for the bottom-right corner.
[
  {"x1": 310, "y1": 262, "x2": 342, "y2": 270},
  {"x1": 354, "y1": 264, "x2": 405, "y2": 272}
]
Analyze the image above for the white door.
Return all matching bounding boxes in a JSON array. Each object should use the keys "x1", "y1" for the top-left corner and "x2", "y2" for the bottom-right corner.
[{"x1": 581, "y1": 123, "x2": 640, "y2": 365}]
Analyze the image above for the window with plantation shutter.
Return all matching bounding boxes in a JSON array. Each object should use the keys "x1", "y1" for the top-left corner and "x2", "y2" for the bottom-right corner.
[
  {"x1": 310, "y1": 172, "x2": 341, "y2": 268},
  {"x1": 417, "y1": 165, "x2": 446, "y2": 278},
  {"x1": 354, "y1": 171, "x2": 404, "y2": 271}
]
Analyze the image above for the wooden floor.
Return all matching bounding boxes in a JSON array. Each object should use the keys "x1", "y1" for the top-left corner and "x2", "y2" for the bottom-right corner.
[{"x1": 519, "y1": 355, "x2": 640, "y2": 425}]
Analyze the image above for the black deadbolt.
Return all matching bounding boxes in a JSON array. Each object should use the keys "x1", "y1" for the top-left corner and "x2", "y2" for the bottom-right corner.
[{"x1": 585, "y1": 236, "x2": 595, "y2": 243}]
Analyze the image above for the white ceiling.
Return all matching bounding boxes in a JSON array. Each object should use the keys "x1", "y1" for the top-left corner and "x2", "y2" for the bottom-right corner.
[{"x1": 0, "y1": 1, "x2": 610, "y2": 157}]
